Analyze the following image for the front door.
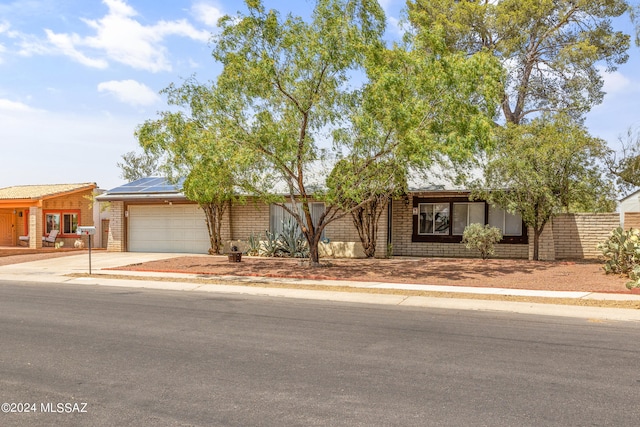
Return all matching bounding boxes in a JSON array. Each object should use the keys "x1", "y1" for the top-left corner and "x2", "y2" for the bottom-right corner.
[{"x1": 0, "y1": 213, "x2": 13, "y2": 245}]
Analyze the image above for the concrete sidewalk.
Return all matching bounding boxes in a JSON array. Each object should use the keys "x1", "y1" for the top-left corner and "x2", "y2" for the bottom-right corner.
[{"x1": 1, "y1": 252, "x2": 640, "y2": 322}]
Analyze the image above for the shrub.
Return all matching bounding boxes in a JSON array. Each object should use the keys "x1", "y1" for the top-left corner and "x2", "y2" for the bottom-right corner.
[
  {"x1": 260, "y1": 230, "x2": 280, "y2": 257},
  {"x1": 461, "y1": 224, "x2": 502, "y2": 260},
  {"x1": 250, "y1": 222, "x2": 310, "y2": 258},
  {"x1": 277, "y1": 219, "x2": 309, "y2": 258},
  {"x1": 597, "y1": 227, "x2": 640, "y2": 289}
]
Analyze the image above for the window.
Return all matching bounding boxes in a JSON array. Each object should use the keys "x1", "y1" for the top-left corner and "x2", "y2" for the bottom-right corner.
[
  {"x1": 45, "y1": 213, "x2": 60, "y2": 234},
  {"x1": 44, "y1": 210, "x2": 80, "y2": 236},
  {"x1": 63, "y1": 213, "x2": 78, "y2": 234},
  {"x1": 452, "y1": 203, "x2": 485, "y2": 235},
  {"x1": 412, "y1": 197, "x2": 526, "y2": 244},
  {"x1": 270, "y1": 203, "x2": 325, "y2": 236},
  {"x1": 418, "y1": 203, "x2": 449, "y2": 235},
  {"x1": 488, "y1": 206, "x2": 523, "y2": 236}
]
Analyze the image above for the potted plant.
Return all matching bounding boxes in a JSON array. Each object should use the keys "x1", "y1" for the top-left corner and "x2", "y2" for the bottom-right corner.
[{"x1": 228, "y1": 245, "x2": 242, "y2": 262}]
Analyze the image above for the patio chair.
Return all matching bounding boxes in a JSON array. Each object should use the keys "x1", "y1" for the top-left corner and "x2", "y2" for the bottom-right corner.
[
  {"x1": 18, "y1": 235, "x2": 29, "y2": 246},
  {"x1": 42, "y1": 229, "x2": 59, "y2": 247}
]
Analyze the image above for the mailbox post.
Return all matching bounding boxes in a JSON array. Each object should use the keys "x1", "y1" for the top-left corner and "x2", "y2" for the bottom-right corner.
[{"x1": 77, "y1": 226, "x2": 96, "y2": 274}]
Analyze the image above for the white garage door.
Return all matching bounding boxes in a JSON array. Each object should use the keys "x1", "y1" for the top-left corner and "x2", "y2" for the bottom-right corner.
[{"x1": 128, "y1": 204, "x2": 210, "y2": 253}]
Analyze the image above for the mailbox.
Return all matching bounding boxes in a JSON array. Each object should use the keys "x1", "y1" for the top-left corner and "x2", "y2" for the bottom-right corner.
[{"x1": 76, "y1": 226, "x2": 96, "y2": 235}]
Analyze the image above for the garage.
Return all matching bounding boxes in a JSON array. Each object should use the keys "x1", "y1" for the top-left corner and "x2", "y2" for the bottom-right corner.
[{"x1": 128, "y1": 204, "x2": 210, "y2": 253}]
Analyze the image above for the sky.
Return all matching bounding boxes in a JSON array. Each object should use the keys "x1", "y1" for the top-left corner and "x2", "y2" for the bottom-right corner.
[{"x1": 1, "y1": 0, "x2": 639, "y2": 191}]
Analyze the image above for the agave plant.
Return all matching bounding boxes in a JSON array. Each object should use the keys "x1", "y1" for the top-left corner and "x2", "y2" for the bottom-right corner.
[
  {"x1": 245, "y1": 232, "x2": 261, "y2": 256},
  {"x1": 260, "y1": 230, "x2": 280, "y2": 257},
  {"x1": 278, "y1": 219, "x2": 309, "y2": 258}
]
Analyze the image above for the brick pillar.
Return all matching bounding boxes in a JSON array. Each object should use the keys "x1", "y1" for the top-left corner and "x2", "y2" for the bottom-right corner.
[
  {"x1": 28, "y1": 206, "x2": 43, "y2": 249},
  {"x1": 107, "y1": 201, "x2": 125, "y2": 252}
]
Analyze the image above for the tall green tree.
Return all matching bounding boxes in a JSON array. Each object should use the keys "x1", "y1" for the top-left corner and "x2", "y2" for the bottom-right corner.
[
  {"x1": 407, "y1": 0, "x2": 631, "y2": 124},
  {"x1": 605, "y1": 127, "x2": 640, "y2": 196},
  {"x1": 208, "y1": 0, "x2": 502, "y2": 265},
  {"x1": 476, "y1": 114, "x2": 616, "y2": 260},
  {"x1": 136, "y1": 81, "x2": 245, "y2": 255},
  {"x1": 328, "y1": 158, "x2": 407, "y2": 257},
  {"x1": 117, "y1": 150, "x2": 161, "y2": 181}
]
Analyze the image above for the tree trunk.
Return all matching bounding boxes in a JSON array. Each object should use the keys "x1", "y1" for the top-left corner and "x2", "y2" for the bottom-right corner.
[
  {"x1": 201, "y1": 201, "x2": 227, "y2": 255},
  {"x1": 351, "y1": 196, "x2": 387, "y2": 258},
  {"x1": 307, "y1": 232, "x2": 321, "y2": 266},
  {"x1": 533, "y1": 227, "x2": 542, "y2": 261}
]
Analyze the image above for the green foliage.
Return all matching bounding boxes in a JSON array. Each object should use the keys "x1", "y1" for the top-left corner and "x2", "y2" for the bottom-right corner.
[
  {"x1": 407, "y1": 0, "x2": 631, "y2": 124},
  {"x1": 327, "y1": 158, "x2": 406, "y2": 258},
  {"x1": 134, "y1": 76, "x2": 249, "y2": 255},
  {"x1": 475, "y1": 113, "x2": 616, "y2": 260},
  {"x1": 604, "y1": 126, "x2": 640, "y2": 196},
  {"x1": 206, "y1": 0, "x2": 504, "y2": 265},
  {"x1": 276, "y1": 219, "x2": 310, "y2": 258},
  {"x1": 461, "y1": 223, "x2": 502, "y2": 260},
  {"x1": 246, "y1": 232, "x2": 261, "y2": 256},
  {"x1": 133, "y1": 0, "x2": 506, "y2": 265},
  {"x1": 117, "y1": 150, "x2": 161, "y2": 181},
  {"x1": 260, "y1": 231, "x2": 280, "y2": 257},
  {"x1": 597, "y1": 227, "x2": 640, "y2": 289},
  {"x1": 252, "y1": 223, "x2": 310, "y2": 258}
]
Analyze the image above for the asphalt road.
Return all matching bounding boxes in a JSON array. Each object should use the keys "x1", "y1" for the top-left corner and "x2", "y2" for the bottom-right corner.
[{"x1": 1, "y1": 281, "x2": 639, "y2": 427}]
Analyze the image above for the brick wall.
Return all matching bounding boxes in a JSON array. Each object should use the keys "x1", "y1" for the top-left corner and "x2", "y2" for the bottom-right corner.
[
  {"x1": 229, "y1": 200, "x2": 270, "y2": 241},
  {"x1": 105, "y1": 194, "x2": 618, "y2": 260},
  {"x1": 28, "y1": 207, "x2": 42, "y2": 249},
  {"x1": 623, "y1": 212, "x2": 640, "y2": 230},
  {"x1": 390, "y1": 197, "x2": 529, "y2": 259},
  {"x1": 226, "y1": 198, "x2": 390, "y2": 258},
  {"x1": 42, "y1": 190, "x2": 95, "y2": 248},
  {"x1": 324, "y1": 205, "x2": 389, "y2": 258},
  {"x1": 528, "y1": 223, "x2": 555, "y2": 261},
  {"x1": 107, "y1": 201, "x2": 124, "y2": 252},
  {"x1": 548, "y1": 213, "x2": 619, "y2": 260}
]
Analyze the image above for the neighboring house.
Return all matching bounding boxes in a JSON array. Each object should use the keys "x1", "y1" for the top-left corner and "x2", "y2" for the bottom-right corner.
[
  {"x1": 619, "y1": 189, "x2": 640, "y2": 229},
  {"x1": 0, "y1": 183, "x2": 98, "y2": 248}
]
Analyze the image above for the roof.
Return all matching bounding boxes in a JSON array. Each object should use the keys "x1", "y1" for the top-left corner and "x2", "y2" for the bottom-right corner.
[
  {"x1": 96, "y1": 177, "x2": 187, "y2": 202},
  {"x1": 97, "y1": 173, "x2": 472, "y2": 203},
  {"x1": 620, "y1": 188, "x2": 640, "y2": 203},
  {"x1": 0, "y1": 183, "x2": 96, "y2": 201}
]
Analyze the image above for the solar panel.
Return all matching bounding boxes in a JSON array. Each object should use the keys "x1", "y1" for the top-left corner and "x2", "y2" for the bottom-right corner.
[{"x1": 107, "y1": 177, "x2": 184, "y2": 194}]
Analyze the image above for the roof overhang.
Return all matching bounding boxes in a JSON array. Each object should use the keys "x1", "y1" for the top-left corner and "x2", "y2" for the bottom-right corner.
[{"x1": 96, "y1": 193, "x2": 188, "y2": 202}]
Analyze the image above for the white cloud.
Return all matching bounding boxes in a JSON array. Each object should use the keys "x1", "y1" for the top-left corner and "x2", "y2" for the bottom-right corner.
[
  {"x1": 386, "y1": 16, "x2": 403, "y2": 38},
  {"x1": 23, "y1": 0, "x2": 210, "y2": 72},
  {"x1": 97, "y1": 79, "x2": 160, "y2": 106},
  {"x1": 44, "y1": 29, "x2": 109, "y2": 69},
  {"x1": 191, "y1": 2, "x2": 224, "y2": 28},
  {"x1": 599, "y1": 66, "x2": 632, "y2": 95},
  {"x1": 0, "y1": 98, "x2": 39, "y2": 112}
]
